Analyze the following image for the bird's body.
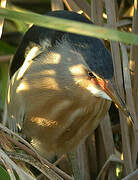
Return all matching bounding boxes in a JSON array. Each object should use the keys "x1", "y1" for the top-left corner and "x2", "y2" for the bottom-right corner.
[{"x1": 7, "y1": 11, "x2": 130, "y2": 160}]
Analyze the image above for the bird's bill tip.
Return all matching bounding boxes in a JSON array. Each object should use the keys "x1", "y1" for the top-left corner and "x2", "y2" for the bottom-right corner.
[{"x1": 98, "y1": 79, "x2": 134, "y2": 124}]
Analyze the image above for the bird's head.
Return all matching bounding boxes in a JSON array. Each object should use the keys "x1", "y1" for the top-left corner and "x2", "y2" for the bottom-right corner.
[{"x1": 54, "y1": 34, "x2": 133, "y2": 123}]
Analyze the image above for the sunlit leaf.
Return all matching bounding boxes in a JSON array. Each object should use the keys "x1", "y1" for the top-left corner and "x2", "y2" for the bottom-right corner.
[
  {"x1": 0, "y1": 8, "x2": 138, "y2": 45},
  {"x1": 0, "y1": 63, "x2": 8, "y2": 107},
  {"x1": 0, "y1": 165, "x2": 11, "y2": 180}
]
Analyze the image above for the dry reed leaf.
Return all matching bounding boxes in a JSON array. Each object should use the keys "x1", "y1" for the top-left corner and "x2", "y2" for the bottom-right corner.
[
  {"x1": 124, "y1": 6, "x2": 134, "y2": 18},
  {"x1": 99, "y1": 115, "x2": 115, "y2": 157},
  {"x1": 104, "y1": 0, "x2": 134, "y2": 175},
  {"x1": 0, "y1": 124, "x2": 73, "y2": 180},
  {"x1": 3, "y1": 132, "x2": 64, "y2": 179},
  {"x1": 0, "y1": 55, "x2": 12, "y2": 63},
  {"x1": 130, "y1": 0, "x2": 138, "y2": 119},
  {"x1": 54, "y1": 155, "x2": 66, "y2": 166},
  {"x1": 85, "y1": 135, "x2": 97, "y2": 179},
  {"x1": 116, "y1": 19, "x2": 132, "y2": 27},
  {"x1": 122, "y1": 169, "x2": 138, "y2": 180},
  {"x1": 77, "y1": 143, "x2": 91, "y2": 180},
  {"x1": 63, "y1": 0, "x2": 82, "y2": 14},
  {"x1": 0, "y1": 130, "x2": 14, "y2": 151},
  {"x1": 96, "y1": 154, "x2": 123, "y2": 180},
  {"x1": 0, "y1": 148, "x2": 35, "y2": 180},
  {"x1": 91, "y1": 0, "x2": 103, "y2": 25},
  {"x1": 118, "y1": 0, "x2": 125, "y2": 17},
  {"x1": 95, "y1": 126, "x2": 107, "y2": 172},
  {"x1": 97, "y1": 114, "x2": 116, "y2": 179},
  {"x1": 51, "y1": 0, "x2": 64, "y2": 11},
  {"x1": 120, "y1": 43, "x2": 138, "y2": 169},
  {"x1": 7, "y1": 152, "x2": 64, "y2": 180},
  {"x1": 72, "y1": 0, "x2": 91, "y2": 18}
]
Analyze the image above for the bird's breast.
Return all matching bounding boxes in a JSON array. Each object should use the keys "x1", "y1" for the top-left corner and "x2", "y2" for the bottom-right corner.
[
  {"x1": 8, "y1": 61, "x2": 111, "y2": 157},
  {"x1": 23, "y1": 90, "x2": 111, "y2": 156}
]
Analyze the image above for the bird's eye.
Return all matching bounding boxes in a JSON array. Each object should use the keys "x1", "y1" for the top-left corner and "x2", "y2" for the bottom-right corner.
[{"x1": 88, "y1": 72, "x2": 95, "y2": 78}]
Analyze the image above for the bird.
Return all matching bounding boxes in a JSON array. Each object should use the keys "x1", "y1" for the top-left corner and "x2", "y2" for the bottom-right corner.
[{"x1": 7, "y1": 10, "x2": 133, "y2": 161}]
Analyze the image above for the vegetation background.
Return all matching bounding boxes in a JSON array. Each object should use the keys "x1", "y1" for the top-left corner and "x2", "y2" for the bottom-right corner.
[{"x1": 0, "y1": 0, "x2": 137, "y2": 179}]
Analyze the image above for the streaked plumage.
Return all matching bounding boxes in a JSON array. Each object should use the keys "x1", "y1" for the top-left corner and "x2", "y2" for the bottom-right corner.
[{"x1": 7, "y1": 11, "x2": 131, "y2": 160}]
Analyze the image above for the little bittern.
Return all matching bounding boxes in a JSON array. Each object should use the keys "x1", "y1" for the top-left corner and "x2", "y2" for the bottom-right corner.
[{"x1": 7, "y1": 11, "x2": 133, "y2": 160}]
